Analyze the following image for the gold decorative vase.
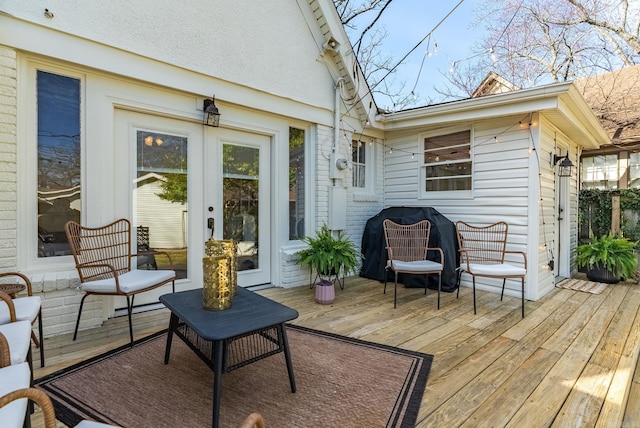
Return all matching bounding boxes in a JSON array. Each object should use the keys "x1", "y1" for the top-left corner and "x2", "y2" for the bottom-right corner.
[
  {"x1": 202, "y1": 255, "x2": 232, "y2": 311},
  {"x1": 205, "y1": 239, "x2": 238, "y2": 296}
]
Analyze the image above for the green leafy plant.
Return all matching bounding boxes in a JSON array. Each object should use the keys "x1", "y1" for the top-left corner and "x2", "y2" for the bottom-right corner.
[
  {"x1": 297, "y1": 224, "x2": 362, "y2": 277},
  {"x1": 575, "y1": 233, "x2": 638, "y2": 279}
]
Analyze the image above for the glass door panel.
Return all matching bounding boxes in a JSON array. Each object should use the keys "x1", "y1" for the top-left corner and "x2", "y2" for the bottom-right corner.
[
  {"x1": 223, "y1": 144, "x2": 259, "y2": 271},
  {"x1": 208, "y1": 129, "x2": 271, "y2": 287}
]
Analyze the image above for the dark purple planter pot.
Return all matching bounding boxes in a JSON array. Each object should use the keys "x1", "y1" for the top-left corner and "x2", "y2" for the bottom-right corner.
[{"x1": 586, "y1": 266, "x2": 621, "y2": 284}]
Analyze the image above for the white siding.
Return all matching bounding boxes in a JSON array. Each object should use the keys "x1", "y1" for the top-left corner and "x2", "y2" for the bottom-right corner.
[
  {"x1": 384, "y1": 116, "x2": 534, "y2": 299},
  {"x1": 538, "y1": 115, "x2": 580, "y2": 294},
  {"x1": 348, "y1": 140, "x2": 385, "y2": 257},
  {"x1": 134, "y1": 178, "x2": 187, "y2": 249},
  {"x1": 1, "y1": 0, "x2": 335, "y2": 111}
]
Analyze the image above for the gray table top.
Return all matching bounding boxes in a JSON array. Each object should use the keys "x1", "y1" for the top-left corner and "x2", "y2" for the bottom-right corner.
[{"x1": 160, "y1": 287, "x2": 299, "y2": 341}]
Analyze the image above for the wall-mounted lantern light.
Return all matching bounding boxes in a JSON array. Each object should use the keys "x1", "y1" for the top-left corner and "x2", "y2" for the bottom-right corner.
[
  {"x1": 552, "y1": 152, "x2": 574, "y2": 177},
  {"x1": 203, "y1": 95, "x2": 221, "y2": 127}
]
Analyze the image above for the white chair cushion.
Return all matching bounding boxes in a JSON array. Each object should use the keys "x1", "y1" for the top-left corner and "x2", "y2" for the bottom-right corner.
[
  {"x1": 0, "y1": 362, "x2": 31, "y2": 428},
  {"x1": 388, "y1": 259, "x2": 443, "y2": 273},
  {"x1": 0, "y1": 296, "x2": 41, "y2": 325},
  {"x1": 461, "y1": 263, "x2": 526, "y2": 277},
  {"x1": 82, "y1": 269, "x2": 175, "y2": 294},
  {"x1": 76, "y1": 421, "x2": 122, "y2": 428},
  {"x1": 0, "y1": 321, "x2": 31, "y2": 364}
]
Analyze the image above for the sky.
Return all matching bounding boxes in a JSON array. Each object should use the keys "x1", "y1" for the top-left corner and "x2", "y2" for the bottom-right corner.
[{"x1": 349, "y1": 0, "x2": 485, "y2": 110}]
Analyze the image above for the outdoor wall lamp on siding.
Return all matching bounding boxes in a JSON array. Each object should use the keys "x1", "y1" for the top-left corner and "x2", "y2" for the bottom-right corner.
[
  {"x1": 552, "y1": 153, "x2": 574, "y2": 178},
  {"x1": 203, "y1": 96, "x2": 221, "y2": 127}
]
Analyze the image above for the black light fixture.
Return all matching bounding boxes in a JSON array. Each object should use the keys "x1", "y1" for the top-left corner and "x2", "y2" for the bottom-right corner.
[
  {"x1": 552, "y1": 152, "x2": 574, "y2": 177},
  {"x1": 203, "y1": 95, "x2": 221, "y2": 127}
]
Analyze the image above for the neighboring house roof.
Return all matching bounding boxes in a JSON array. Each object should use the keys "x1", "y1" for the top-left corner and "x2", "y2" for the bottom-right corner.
[
  {"x1": 471, "y1": 71, "x2": 520, "y2": 98},
  {"x1": 575, "y1": 65, "x2": 640, "y2": 148}
]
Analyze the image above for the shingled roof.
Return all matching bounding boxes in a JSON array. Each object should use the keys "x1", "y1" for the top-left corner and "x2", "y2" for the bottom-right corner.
[{"x1": 574, "y1": 65, "x2": 640, "y2": 147}]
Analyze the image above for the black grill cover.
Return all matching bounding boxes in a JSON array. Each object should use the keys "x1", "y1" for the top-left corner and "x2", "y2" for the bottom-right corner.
[{"x1": 360, "y1": 206, "x2": 459, "y2": 292}]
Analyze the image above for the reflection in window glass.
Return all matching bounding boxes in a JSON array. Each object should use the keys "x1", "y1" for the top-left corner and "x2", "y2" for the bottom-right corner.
[
  {"x1": 134, "y1": 131, "x2": 188, "y2": 279},
  {"x1": 37, "y1": 71, "x2": 81, "y2": 258},
  {"x1": 581, "y1": 155, "x2": 618, "y2": 190},
  {"x1": 629, "y1": 153, "x2": 640, "y2": 188},
  {"x1": 223, "y1": 144, "x2": 259, "y2": 271},
  {"x1": 289, "y1": 128, "x2": 305, "y2": 240},
  {"x1": 423, "y1": 130, "x2": 472, "y2": 192},
  {"x1": 352, "y1": 140, "x2": 366, "y2": 188}
]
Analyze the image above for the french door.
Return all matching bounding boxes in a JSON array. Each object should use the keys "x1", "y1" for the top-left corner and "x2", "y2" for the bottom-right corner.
[{"x1": 206, "y1": 128, "x2": 271, "y2": 287}]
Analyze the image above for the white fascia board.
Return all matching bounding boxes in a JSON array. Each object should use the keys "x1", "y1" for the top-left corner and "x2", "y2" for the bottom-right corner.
[
  {"x1": 309, "y1": 0, "x2": 378, "y2": 127},
  {"x1": 378, "y1": 81, "x2": 609, "y2": 149},
  {"x1": 380, "y1": 96, "x2": 560, "y2": 131},
  {"x1": 380, "y1": 82, "x2": 574, "y2": 127},
  {"x1": 556, "y1": 85, "x2": 610, "y2": 149},
  {"x1": 2, "y1": 14, "x2": 336, "y2": 127}
]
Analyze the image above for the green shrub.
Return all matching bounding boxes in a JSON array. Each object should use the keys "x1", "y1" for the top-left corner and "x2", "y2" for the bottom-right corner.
[{"x1": 575, "y1": 233, "x2": 638, "y2": 279}]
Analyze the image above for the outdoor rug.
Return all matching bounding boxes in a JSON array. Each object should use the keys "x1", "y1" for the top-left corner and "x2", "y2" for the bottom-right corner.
[
  {"x1": 556, "y1": 278, "x2": 608, "y2": 294},
  {"x1": 35, "y1": 324, "x2": 433, "y2": 428}
]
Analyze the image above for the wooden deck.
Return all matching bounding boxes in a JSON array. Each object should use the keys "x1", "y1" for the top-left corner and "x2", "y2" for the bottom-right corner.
[{"x1": 30, "y1": 275, "x2": 640, "y2": 427}]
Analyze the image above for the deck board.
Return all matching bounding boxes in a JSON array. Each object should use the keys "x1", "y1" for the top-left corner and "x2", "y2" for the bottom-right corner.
[{"x1": 28, "y1": 275, "x2": 640, "y2": 427}]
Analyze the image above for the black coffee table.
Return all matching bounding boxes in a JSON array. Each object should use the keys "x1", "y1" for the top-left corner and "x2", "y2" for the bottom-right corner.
[{"x1": 160, "y1": 287, "x2": 299, "y2": 428}]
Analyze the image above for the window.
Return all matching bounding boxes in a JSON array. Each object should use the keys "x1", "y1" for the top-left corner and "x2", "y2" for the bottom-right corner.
[
  {"x1": 422, "y1": 130, "x2": 472, "y2": 192},
  {"x1": 352, "y1": 140, "x2": 366, "y2": 188},
  {"x1": 37, "y1": 71, "x2": 81, "y2": 258},
  {"x1": 629, "y1": 153, "x2": 640, "y2": 188},
  {"x1": 581, "y1": 155, "x2": 618, "y2": 189},
  {"x1": 289, "y1": 127, "x2": 305, "y2": 240}
]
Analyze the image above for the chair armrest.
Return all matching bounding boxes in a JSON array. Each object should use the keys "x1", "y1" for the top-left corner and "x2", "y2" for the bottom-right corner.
[
  {"x1": 0, "y1": 332, "x2": 9, "y2": 368},
  {"x1": 458, "y1": 249, "x2": 471, "y2": 270},
  {"x1": 240, "y1": 413, "x2": 265, "y2": 428},
  {"x1": 426, "y1": 247, "x2": 445, "y2": 265},
  {"x1": 0, "y1": 291, "x2": 17, "y2": 322},
  {"x1": 504, "y1": 250, "x2": 527, "y2": 269},
  {"x1": 0, "y1": 387, "x2": 57, "y2": 428},
  {"x1": 75, "y1": 262, "x2": 120, "y2": 276},
  {"x1": 131, "y1": 250, "x2": 174, "y2": 270},
  {"x1": 75, "y1": 262, "x2": 123, "y2": 293},
  {"x1": 0, "y1": 272, "x2": 33, "y2": 296}
]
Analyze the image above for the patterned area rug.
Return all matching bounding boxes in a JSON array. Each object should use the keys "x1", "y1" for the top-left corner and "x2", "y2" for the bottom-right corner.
[
  {"x1": 36, "y1": 325, "x2": 433, "y2": 428},
  {"x1": 556, "y1": 278, "x2": 608, "y2": 294}
]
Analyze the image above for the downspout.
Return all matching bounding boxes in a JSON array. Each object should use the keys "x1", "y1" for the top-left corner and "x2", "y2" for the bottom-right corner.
[{"x1": 334, "y1": 78, "x2": 344, "y2": 154}]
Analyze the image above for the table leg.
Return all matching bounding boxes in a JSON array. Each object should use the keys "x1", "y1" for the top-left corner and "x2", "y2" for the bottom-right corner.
[
  {"x1": 278, "y1": 324, "x2": 296, "y2": 393},
  {"x1": 164, "y1": 313, "x2": 178, "y2": 364},
  {"x1": 212, "y1": 340, "x2": 224, "y2": 428}
]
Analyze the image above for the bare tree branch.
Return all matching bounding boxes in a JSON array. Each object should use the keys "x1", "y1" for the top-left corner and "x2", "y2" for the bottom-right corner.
[{"x1": 441, "y1": 0, "x2": 640, "y2": 100}]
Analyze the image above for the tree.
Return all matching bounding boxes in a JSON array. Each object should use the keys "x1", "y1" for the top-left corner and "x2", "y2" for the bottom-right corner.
[
  {"x1": 333, "y1": 0, "x2": 416, "y2": 110},
  {"x1": 439, "y1": 0, "x2": 640, "y2": 99}
]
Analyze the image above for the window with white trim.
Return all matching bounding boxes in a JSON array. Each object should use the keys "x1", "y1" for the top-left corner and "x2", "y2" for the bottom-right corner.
[
  {"x1": 352, "y1": 140, "x2": 366, "y2": 188},
  {"x1": 289, "y1": 127, "x2": 305, "y2": 240},
  {"x1": 36, "y1": 71, "x2": 81, "y2": 258},
  {"x1": 581, "y1": 155, "x2": 618, "y2": 189},
  {"x1": 422, "y1": 129, "x2": 472, "y2": 192}
]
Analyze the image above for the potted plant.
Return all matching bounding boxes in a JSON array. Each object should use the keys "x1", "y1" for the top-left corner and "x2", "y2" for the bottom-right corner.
[
  {"x1": 297, "y1": 225, "x2": 362, "y2": 302},
  {"x1": 575, "y1": 233, "x2": 638, "y2": 284}
]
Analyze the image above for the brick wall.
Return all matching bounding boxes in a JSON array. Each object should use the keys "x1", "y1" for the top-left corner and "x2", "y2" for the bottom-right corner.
[{"x1": 0, "y1": 45, "x2": 18, "y2": 270}]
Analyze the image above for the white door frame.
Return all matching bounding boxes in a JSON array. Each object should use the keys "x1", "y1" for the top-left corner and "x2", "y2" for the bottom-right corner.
[
  {"x1": 112, "y1": 109, "x2": 203, "y2": 311},
  {"x1": 554, "y1": 148, "x2": 572, "y2": 281},
  {"x1": 205, "y1": 127, "x2": 272, "y2": 287}
]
